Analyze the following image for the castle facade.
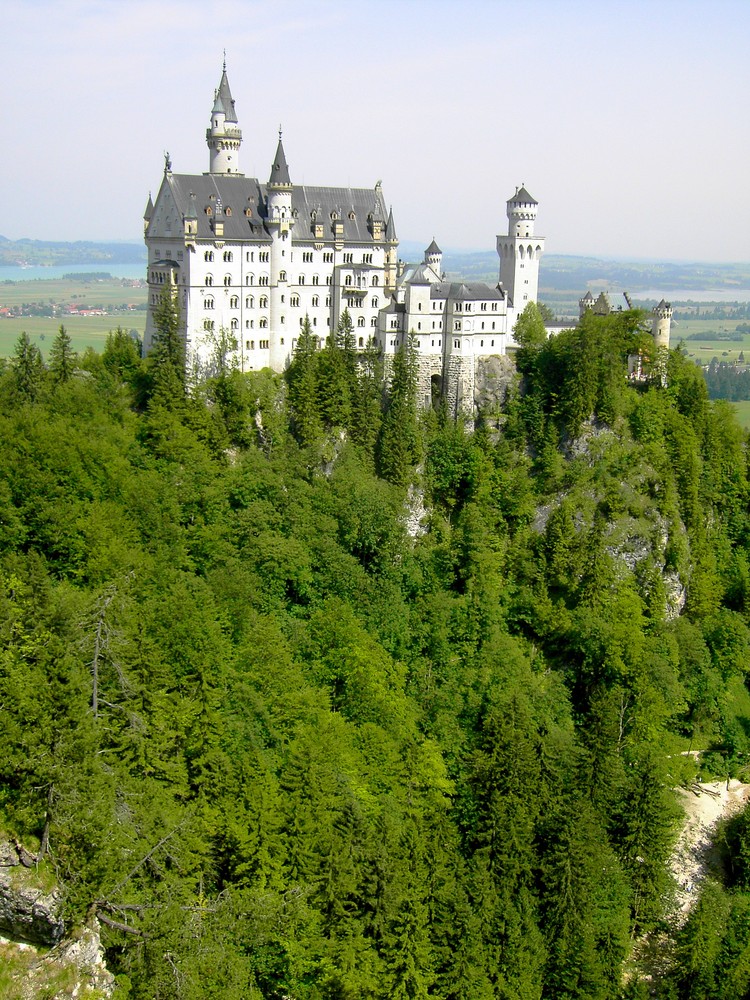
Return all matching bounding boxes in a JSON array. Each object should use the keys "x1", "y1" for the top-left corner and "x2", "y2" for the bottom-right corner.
[{"x1": 144, "y1": 65, "x2": 544, "y2": 414}]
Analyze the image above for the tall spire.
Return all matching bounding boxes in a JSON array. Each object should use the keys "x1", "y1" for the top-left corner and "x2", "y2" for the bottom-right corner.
[
  {"x1": 215, "y1": 61, "x2": 238, "y2": 123},
  {"x1": 206, "y1": 60, "x2": 242, "y2": 174},
  {"x1": 268, "y1": 129, "x2": 292, "y2": 187}
]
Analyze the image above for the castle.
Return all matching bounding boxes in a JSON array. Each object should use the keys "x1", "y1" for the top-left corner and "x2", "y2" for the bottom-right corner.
[{"x1": 143, "y1": 64, "x2": 669, "y2": 414}]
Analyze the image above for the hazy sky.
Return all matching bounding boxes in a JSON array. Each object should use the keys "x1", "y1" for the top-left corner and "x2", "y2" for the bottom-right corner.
[{"x1": 2, "y1": 0, "x2": 748, "y2": 261}]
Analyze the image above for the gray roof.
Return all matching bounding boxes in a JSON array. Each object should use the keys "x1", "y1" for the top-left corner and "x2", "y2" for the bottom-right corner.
[
  {"x1": 216, "y1": 68, "x2": 238, "y2": 122},
  {"x1": 269, "y1": 137, "x2": 292, "y2": 187},
  {"x1": 385, "y1": 206, "x2": 397, "y2": 242},
  {"x1": 508, "y1": 185, "x2": 537, "y2": 205},
  {"x1": 581, "y1": 290, "x2": 594, "y2": 300},
  {"x1": 143, "y1": 194, "x2": 154, "y2": 220},
  {"x1": 425, "y1": 238, "x2": 442, "y2": 255},
  {"x1": 431, "y1": 280, "x2": 505, "y2": 302},
  {"x1": 150, "y1": 172, "x2": 394, "y2": 246}
]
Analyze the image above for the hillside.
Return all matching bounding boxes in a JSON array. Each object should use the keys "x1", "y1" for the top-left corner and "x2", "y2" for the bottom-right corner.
[
  {"x1": 1, "y1": 313, "x2": 750, "y2": 997},
  {"x1": 0, "y1": 236, "x2": 145, "y2": 267}
]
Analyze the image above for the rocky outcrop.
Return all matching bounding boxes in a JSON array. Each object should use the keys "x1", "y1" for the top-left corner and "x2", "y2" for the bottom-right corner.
[
  {"x1": 474, "y1": 355, "x2": 517, "y2": 417},
  {"x1": 0, "y1": 841, "x2": 63, "y2": 945}
]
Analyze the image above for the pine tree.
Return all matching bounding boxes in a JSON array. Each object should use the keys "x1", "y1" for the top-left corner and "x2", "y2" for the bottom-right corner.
[
  {"x1": 286, "y1": 316, "x2": 321, "y2": 445},
  {"x1": 48, "y1": 324, "x2": 77, "y2": 384},
  {"x1": 148, "y1": 285, "x2": 185, "y2": 406},
  {"x1": 12, "y1": 331, "x2": 45, "y2": 401},
  {"x1": 377, "y1": 335, "x2": 420, "y2": 486}
]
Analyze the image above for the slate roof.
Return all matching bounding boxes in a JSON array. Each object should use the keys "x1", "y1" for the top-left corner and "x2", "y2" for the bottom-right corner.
[
  {"x1": 269, "y1": 137, "x2": 291, "y2": 187},
  {"x1": 425, "y1": 238, "x2": 442, "y2": 255},
  {"x1": 431, "y1": 280, "x2": 505, "y2": 302},
  {"x1": 152, "y1": 172, "x2": 392, "y2": 246},
  {"x1": 508, "y1": 185, "x2": 538, "y2": 205},
  {"x1": 143, "y1": 194, "x2": 154, "y2": 221},
  {"x1": 385, "y1": 206, "x2": 397, "y2": 242},
  {"x1": 216, "y1": 68, "x2": 238, "y2": 122}
]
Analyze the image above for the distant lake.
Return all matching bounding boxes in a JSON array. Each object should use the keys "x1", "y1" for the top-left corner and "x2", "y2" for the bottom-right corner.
[
  {"x1": 0, "y1": 263, "x2": 145, "y2": 282},
  {"x1": 635, "y1": 288, "x2": 750, "y2": 303}
]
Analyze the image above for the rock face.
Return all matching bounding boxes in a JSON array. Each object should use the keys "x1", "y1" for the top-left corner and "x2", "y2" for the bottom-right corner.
[{"x1": 0, "y1": 842, "x2": 64, "y2": 945}]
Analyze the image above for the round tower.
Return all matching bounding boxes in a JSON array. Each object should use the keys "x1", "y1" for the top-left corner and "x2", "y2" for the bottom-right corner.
[
  {"x1": 266, "y1": 131, "x2": 294, "y2": 371},
  {"x1": 496, "y1": 184, "x2": 545, "y2": 310},
  {"x1": 651, "y1": 299, "x2": 672, "y2": 351},
  {"x1": 206, "y1": 62, "x2": 242, "y2": 175},
  {"x1": 424, "y1": 238, "x2": 442, "y2": 277},
  {"x1": 579, "y1": 290, "x2": 595, "y2": 318}
]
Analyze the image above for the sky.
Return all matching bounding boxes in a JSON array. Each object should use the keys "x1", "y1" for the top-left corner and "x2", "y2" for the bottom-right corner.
[{"x1": 1, "y1": 0, "x2": 748, "y2": 261}]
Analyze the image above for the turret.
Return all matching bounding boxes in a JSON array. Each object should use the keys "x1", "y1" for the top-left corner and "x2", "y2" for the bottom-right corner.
[
  {"x1": 266, "y1": 131, "x2": 294, "y2": 372},
  {"x1": 385, "y1": 206, "x2": 399, "y2": 292},
  {"x1": 206, "y1": 61, "x2": 242, "y2": 175},
  {"x1": 497, "y1": 184, "x2": 545, "y2": 308},
  {"x1": 143, "y1": 193, "x2": 154, "y2": 235},
  {"x1": 424, "y1": 238, "x2": 442, "y2": 277},
  {"x1": 652, "y1": 299, "x2": 672, "y2": 351},
  {"x1": 579, "y1": 290, "x2": 594, "y2": 318},
  {"x1": 266, "y1": 130, "x2": 293, "y2": 226}
]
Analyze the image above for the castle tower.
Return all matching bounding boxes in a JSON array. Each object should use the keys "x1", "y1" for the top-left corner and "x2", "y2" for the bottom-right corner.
[
  {"x1": 579, "y1": 290, "x2": 594, "y2": 318},
  {"x1": 496, "y1": 185, "x2": 545, "y2": 309},
  {"x1": 266, "y1": 131, "x2": 294, "y2": 370},
  {"x1": 206, "y1": 61, "x2": 242, "y2": 175},
  {"x1": 651, "y1": 299, "x2": 672, "y2": 351},
  {"x1": 384, "y1": 206, "x2": 399, "y2": 292},
  {"x1": 424, "y1": 238, "x2": 442, "y2": 278}
]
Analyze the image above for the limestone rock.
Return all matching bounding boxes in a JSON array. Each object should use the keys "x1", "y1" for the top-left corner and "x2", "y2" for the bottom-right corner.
[{"x1": 0, "y1": 843, "x2": 64, "y2": 945}]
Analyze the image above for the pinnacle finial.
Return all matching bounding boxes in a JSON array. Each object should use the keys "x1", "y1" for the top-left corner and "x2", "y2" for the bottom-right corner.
[
  {"x1": 279, "y1": 124, "x2": 283, "y2": 141},
  {"x1": 223, "y1": 49, "x2": 226, "y2": 71}
]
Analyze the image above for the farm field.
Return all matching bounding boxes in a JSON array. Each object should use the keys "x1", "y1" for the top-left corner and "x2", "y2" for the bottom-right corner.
[
  {"x1": 0, "y1": 276, "x2": 147, "y2": 358},
  {"x1": 729, "y1": 401, "x2": 750, "y2": 430}
]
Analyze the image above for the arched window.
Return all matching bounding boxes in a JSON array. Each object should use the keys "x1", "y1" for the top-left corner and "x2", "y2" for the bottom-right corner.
[
  {"x1": 246, "y1": 274, "x2": 253, "y2": 285},
  {"x1": 205, "y1": 275, "x2": 213, "y2": 286},
  {"x1": 230, "y1": 295, "x2": 239, "y2": 308},
  {"x1": 372, "y1": 275, "x2": 379, "y2": 286},
  {"x1": 371, "y1": 297, "x2": 378, "y2": 309},
  {"x1": 246, "y1": 296, "x2": 254, "y2": 308},
  {"x1": 260, "y1": 296, "x2": 268, "y2": 309},
  {"x1": 371, "y1": 317, "x2": 377, "y2": 326},
  {"x1": 223, "y1": 250, "x2": 233, "y2": 262},
  {"x1": 260, "y1": 318, "x2": 268, "y2": 329},
  {"x1": 312, "y1": 295, "x2": 319, "y2": 307},
  {"x1": 299, "y1": 275, "x2": 306, "y2": 285},
  {"x1": 204, "y1": 250, "x2": 214, "y2": 262},
  {"x1": 358, "y1": 317, "x2": 365, "y2": 327},
  {"x1": 224, "y1": 275, "x2": 232, "y2": 286},
  {"x1": 358, "y1": 337, "x2": 364, "y2": 347},
  {"x1": 345, "y1": 275, "x2": 352, "y2": 286},
  {"x1": 279, "y1": 270, "x2": 287, "y2": 281},
  {"x1": 231, "y1": 318, "x2": 239, "y2": 330},
  {"x1": 259, "y1": 275, "x2": 269, "y2": 286},
  {"x1": 204, "y1": 297, "x2": 214, "y2": 309},
  {"x1": 203, "y1": 319, "x2": 214, "y2": 331},
  {"x1": 291, "y1": 295, "x2": 300, "y2": 307},
  {"x1": 312, "y1": 275, "x2": 319, "y2": 285}
]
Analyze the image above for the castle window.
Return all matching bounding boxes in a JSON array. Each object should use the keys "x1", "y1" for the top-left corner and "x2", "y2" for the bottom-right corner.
[
  {"x1": 230, "y1": 295, "x2": 239, "y2": 308},
  {"x1": 491, "y1": 339, "x2": 495, "y2": 346},
  {"x1": 260, "y1": 339, "x2": 269, "y2": 349},
  {"x1": 205, "y1": 297, "x2": 214, "y2": 309},
  {"x1": 231, "y1": 318, "x2": 239, "y2": 330},
  {"x1": 456, "y1": 303, "x2": 462, "y2": 312},
  {"x1": 454, "y1": 339, "x2": 460, "y2": 348},
  {"x1": 259, "y1": 251, "x2": 270, "y2": 263},
  {"x1": 326, "y1": 296, "x2": 331, "y2": 306},
  {"x1": 225, "y1": 207, "x2": 232, "y2": 217},
  {"x1": 303, "y1": 252, "x2": 313, "y2": 263},
  {"x1": 348, "y1": 212, "x2": 356, "y2": 221},
  {"x1": 299, "y1": 275, "x2": 306, "y2": 285},
  {"x1": 481, "y1": 322, "x2": 485, "y2": 330},
  {"x1": 246, "y1": 251, "x2": 254, "y2": 262},
  {"x1": 371, "y1": 297, "x2": 378, "y2": 308},
  {"x1": 223, "y1": 250, "x2": 233, "y2": 262},
  {"x1": 279, "y1": 270, "x2": 287, "y2": 282},
  {"x1": 204, "y1": 250, "x2": 214, "y2": 262},
  {"x1": 363, "y1": 253, "x2": 372, "y2": 264},
  {"x1": 326, "y1": 275, "x2": 332, "y2": 285},
  {"x1": 312, "y1": 275, "x2": 319, "y2": 285},
  {"x1": 224, "y1": 275, "x2": 232, "y2": 286},
  {"x1": 259, "y1": 275, "x2": 269, "y2": 286},
  {"x1": 480, "y1": 339, "x2": 484, "y2": 346},
  {"x1": 203, "y1": 319, "x2": 215, "y2": 331},
  {"x1": 246, "y1": 296, "x2": 254, "y2": 308},
  {"x1": 481, "y1": 303, "x2": 487, "y2": 311},
  {"x1": 324, "y1": 252, "x2": 333, "y2": 263},
  {"x1": 281, "y1": 316, "x2": 285, "y2": 324},
  {"x1": 372, "y1": 275, "x2": 379, "y2": 286},
  {"x1": 371, "y1": 317, "x2": 377, "y2": 326},
  {"x1": 205, "y1": 275, "x2": 213, "y2": 286},
  {"x1": 359, "y1": 337, "x2": 364, "y2": 347},
  {"x1": 312, "y1": 296, "x2": 319, "y2": 307},
  {"x1": 291, "y1": 294, "x2": 300, "y2": 307},
  {"x1": 345, "y1": 275, "x2": 352, "y2": 286},
  {"x1": 343, "y1": 252, "x2": 353, "y2": 264},
  {"x1": 492, "y1": 303, "x2": 498, "y2": 311},
  {"x1": 260, "y1": 296, "x2": 268, "y2": 308},
  {"x1": 454, "y1": 322, "x2": 460, "y2": 331},
  {"x1": 260, "y1": 318, "x2": 268, "y2": 329},
  {"x1": 358, "y1": 317, "x2": 365, "y2": 327}
]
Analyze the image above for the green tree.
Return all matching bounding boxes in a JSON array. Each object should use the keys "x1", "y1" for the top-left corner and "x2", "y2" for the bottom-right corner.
[
  {"x1": 286, "y1": 315, "x2": 321, "y2": 445},
  {"x1": 377, "y1": 336, "x2": 420, "y2": 486},
  {"x1": 148, "y1": 285, "x2": 185, "y2": 406},
  {"x1": 11, "y1": 332, "x2": 44, "y2": 401},
  {"x1": 48, "y1": 324, "x2": 77, "y2": 384}
]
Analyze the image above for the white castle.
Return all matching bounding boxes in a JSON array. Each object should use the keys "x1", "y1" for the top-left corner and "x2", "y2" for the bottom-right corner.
[{"x1": 143, "y1": 64, "x2": 668, "y2": 413}]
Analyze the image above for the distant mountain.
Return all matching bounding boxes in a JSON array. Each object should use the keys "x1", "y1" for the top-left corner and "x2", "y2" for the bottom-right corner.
[{"x1": 0, "y1": 237, "x2": 146, "y2": 267}]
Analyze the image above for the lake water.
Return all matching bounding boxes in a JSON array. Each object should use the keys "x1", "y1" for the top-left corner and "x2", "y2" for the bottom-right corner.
[{"x1": 0, "y1": 263, "x2": 145, "y2": 282}]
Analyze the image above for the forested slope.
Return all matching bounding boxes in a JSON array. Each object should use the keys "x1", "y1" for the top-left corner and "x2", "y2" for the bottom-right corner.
[{"x1": 2, "y1": 310, "x2": 750, "y2": 998}]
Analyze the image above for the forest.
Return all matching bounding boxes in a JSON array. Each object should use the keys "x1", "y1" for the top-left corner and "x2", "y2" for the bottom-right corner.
[{"x1": 2, "y1": 297, "x2": 750, "y2": 999}]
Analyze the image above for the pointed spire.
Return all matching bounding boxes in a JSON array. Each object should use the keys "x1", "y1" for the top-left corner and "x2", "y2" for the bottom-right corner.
[
  {"x1": 268, "y1": 130, "x2": 292, "y2": 187},
  {"x1": 426, "y1": 238, "x2": 442, "y2": 255},
  {"x1": 143, "y1": 193, "x2": 154, "y2": 222},
  {"x1": 385, "y1": 205, "x2": 397, "y2": 242},
  {"x1": 216, "y1": 61, "x2": 237, "y2": 122}
]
